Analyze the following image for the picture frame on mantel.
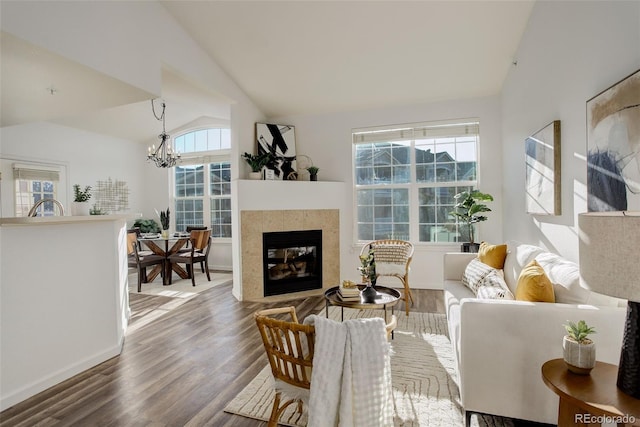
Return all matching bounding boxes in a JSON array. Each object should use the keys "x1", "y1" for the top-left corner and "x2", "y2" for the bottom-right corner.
[
  {"x1": 586, "y1": 69, "x2": 640, "y2": 212},
  {"x1": 525, "y1": 120, "x2": 561, "y2": 215},
  {"x1": 256, "y1": 123, "x2": 297, "y2": 180}
]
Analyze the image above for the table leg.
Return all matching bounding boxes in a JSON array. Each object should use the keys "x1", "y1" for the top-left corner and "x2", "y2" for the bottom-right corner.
[
  {"x1": 325, "y1": 300, "x2": 329, "y2": 318},
  {"x1": 558, "y1": 397, "x2": 598, "y2": 427}
]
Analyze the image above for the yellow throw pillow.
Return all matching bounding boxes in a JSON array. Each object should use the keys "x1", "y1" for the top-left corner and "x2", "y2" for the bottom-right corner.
[
  {"x1": 478, "y1": 242, "x2": 508, "y2": 269},
  {"x1": 515, "y1": 259, "x2": 556, "y2": 302}
]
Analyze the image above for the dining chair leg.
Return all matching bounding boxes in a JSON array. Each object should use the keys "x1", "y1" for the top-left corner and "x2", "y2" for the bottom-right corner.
[
  {"x1": 204, "y1": 259, "x2": 211, "y2": 281},
  {"x1": 137, "y1": 267, "x2": 143, "y2": 292},
  {"x1": 191, "y1": 263, "x2": 196, "y2": 286}
]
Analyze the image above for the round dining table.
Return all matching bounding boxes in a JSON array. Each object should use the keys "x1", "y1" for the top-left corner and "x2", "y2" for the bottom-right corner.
[{"x1": 138, "y1": 234, "x2": 190, "y2": 286}]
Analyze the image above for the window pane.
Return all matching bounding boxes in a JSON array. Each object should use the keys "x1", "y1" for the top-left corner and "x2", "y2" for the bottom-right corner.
[{"x1": 355, "y1": 121, "x2": 479, "y2": 243}]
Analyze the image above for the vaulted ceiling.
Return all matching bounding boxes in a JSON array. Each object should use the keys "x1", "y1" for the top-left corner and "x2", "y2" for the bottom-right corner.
[
  {"x1": 163, "y1": 1, "x2": 535, "y2": 117},
  {"x1": 1, "y1": 1, "x2": 535, "y2": 141}
]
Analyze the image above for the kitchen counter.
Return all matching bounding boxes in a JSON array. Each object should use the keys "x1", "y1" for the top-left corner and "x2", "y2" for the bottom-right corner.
[{"x1": 0, "y1": 215, "x2": 132, "y2": 410}]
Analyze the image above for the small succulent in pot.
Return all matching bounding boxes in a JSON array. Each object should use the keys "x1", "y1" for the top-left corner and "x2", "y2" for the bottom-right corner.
[
  {"x1": 563, "y1": 320, "x2": 596, "y2": 375},
  {"x1": 307, "y1": 166, "x2": 319, "y2": 181}
]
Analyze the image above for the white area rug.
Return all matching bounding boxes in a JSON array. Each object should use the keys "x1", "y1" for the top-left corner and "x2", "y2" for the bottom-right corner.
[
  {"x1": 224, "y1": 307, "x2": 514, "y2": 427},
  {"x1": 128, "y1": 270, "x2": 233, "y2": 299}
]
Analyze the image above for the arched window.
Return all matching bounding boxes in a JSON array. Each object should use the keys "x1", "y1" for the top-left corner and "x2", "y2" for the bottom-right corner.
[{"x1": 172, "y1": 128, "x2": 232, "y2": 238}]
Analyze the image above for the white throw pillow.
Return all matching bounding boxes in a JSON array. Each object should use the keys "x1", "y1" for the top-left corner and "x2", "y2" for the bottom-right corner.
[
  {"x1": 462, "y1": 258, "x2": 496, "y2": 294},
  {"x1": 476, "y1": 271, "x2": 515, "y2": 300}
]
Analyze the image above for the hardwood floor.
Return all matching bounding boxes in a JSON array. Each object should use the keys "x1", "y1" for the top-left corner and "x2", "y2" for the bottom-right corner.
[{"x1": 0, "y1": 284, "x2": 443, "y2": 427}]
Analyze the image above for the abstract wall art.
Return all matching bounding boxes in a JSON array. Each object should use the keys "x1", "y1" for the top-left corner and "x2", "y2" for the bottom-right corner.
[
  {"x1": 525, "y1": 120, "x2": 561, "y2": 215},
  {"x1": 587, "y1": 69, "x2": 640, "y2": 212},
  {"x1": 256, "y1": 123, "x2": 297, "y2": 180}
]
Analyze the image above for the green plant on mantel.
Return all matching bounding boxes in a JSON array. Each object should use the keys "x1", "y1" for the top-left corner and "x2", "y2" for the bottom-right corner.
[
  {"x1": 73, "y1": 184, "x2": 92, "y2": 202},
  {"x1": 242, "y1": 152, "x2": 273, "y2": 172},
  {"x1": 307, "y1": 166, "x2": 319, "y2": 175}
]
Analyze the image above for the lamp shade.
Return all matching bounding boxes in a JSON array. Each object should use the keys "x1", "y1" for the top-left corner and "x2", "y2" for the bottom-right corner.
[{"x1": 578, "y1": 211, "x2": 640, "y2": 302}]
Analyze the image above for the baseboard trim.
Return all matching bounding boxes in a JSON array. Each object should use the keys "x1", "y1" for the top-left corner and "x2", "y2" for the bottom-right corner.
[{"x1": 0, "y1": 342, "x2": 123, "y2": 411}]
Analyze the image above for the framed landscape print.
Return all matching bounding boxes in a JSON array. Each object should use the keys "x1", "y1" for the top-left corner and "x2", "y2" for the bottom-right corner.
[
  {"x1": 587, "y1": 69, "x2": 640, "y2": 212},
  {"x1": 256, "y1": 123, "x2": 297, "y2": 180},
  {"x1": 525, "y1": 120, "x2": 561, "y2": 215}
]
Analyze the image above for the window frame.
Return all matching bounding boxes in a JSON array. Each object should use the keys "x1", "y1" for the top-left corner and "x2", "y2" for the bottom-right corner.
[
  {"x1": 352, "y1": 119, "x2": 480, "y2": 245},
  {"x1": 170, "y1": 127, "x2": 232, "y2": 240}
]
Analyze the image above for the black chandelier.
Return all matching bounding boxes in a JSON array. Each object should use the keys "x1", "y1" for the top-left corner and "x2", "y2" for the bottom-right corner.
[{"x1": 147, "y1": 99, "x2": 180, "y2": 168}]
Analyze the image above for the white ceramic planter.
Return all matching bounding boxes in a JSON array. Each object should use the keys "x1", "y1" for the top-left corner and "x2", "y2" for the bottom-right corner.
[
  {"x1": 71, "y1": 202, "x2": 90, "y2": 216},
  {"x1": 249, "y1": 171, "x2": 262, "y2": 180},
  {"x1": 563, "y1": 335, "x2": 596, "y2": 375}
]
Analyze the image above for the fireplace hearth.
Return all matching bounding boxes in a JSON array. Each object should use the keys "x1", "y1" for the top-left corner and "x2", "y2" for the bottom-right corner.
[{"x1": 263, "y1": 230, "x2": 322, "y2": 296}]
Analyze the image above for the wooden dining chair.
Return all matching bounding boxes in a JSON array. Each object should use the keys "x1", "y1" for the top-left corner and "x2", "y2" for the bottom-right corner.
[
  {"x1": 183, "y1": 225, "x2": 208, "y2": 249},
  {"x1": 127, "y1": 230, "x2": 165, "y2": 292},
  {"x1": 361, "y1": 239, "x2": 414, "y2": 315},
  {"x1": 167, "y1": 229, "x2": 212, "y2": 286}
]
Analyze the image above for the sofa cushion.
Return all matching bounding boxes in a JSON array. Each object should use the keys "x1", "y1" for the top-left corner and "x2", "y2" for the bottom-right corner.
[
  {"x1": 503, "y1": 241, "x2": 545, "y2": 293},
  {"x1": 478, "y1": 242, "x2": 508, "y2": 269},
  {"x1": 462, "y1": 258, "x2": 498, "y2": 294},
  {"x1": 477, "y1": 271, "x2": 515, "y2": 300},
  {"x1": 515, "y1": 260, "x2": 555, "y2": 302}
]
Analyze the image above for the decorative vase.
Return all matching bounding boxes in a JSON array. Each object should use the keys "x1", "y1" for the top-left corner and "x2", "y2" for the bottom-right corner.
[
  {"x1": 361, "y1": 283, "x2": 377, "y2": 303},
  {"x1": 71, "y1": 202, "x2": 90, "y2": 216},
  {"x1": 161, "y1": 229, "x2": 170, "y2": 239},
  {"x1": 563, "y1": 335, "x2": 596, "y2": 375},
  {"x1": 249, "y1": 171, "x2": 262, "y2": 180}
]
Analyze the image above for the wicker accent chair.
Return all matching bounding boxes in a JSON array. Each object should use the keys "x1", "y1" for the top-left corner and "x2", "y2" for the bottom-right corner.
[
  {"x1": 168, "y1": 229, "x2": 212, "y2": 286},
  {"x1": 361, "y1": 239, "x2": 414, "y2": 315},
  {"x1": 254, "y1": 307, "x2": 398, "y2": 426},
  {"x1": 255, "y1": 307, "x2": 315, "y2": 427},
  {"x1": 126, "y1": 230, "x2": 165, "y2": 292}
]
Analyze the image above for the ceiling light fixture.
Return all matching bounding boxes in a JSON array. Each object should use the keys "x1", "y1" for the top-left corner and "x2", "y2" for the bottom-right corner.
[{"x1": 147, "y1": 99, "x2": 180, "y2": 168}]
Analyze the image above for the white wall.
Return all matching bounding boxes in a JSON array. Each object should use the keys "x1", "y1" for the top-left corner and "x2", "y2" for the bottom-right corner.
[
  {"x1": 0, "y1": 122, "x2": 147, "y2": 216},
  {"x1": 1, "y1": 1, "x2": 266, "y2": 271},
  {"x1": 501, "y1": 1, "x2": 640, "y2": 262},
  {"x1": 271, "y1": 96, "x2": 503, "y2": 289}
]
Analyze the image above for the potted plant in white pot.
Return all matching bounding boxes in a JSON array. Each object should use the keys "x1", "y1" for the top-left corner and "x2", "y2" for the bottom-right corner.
[
  {"x1": 71, "y1": 184, "x2": 92, "y2": 216},
  {"x1": 449, "y1": 189, "x2": 493, "y2": 252},
  {"x1": 563, "y1": 320, "x2": 596, "y2": 375},
  {"x1": 242, "y1": 152, "x2": 272, "y2": 179}
]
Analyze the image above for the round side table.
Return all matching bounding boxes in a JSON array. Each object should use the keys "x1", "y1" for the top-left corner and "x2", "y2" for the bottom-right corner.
[{"x1": 541, "y1": 358, "x2": 640, "y2": 426}]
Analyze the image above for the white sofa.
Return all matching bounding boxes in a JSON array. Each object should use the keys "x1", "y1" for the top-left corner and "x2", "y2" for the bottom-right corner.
[{"x1": 443, "y1": 240, "x2": 627, "y2": 425}]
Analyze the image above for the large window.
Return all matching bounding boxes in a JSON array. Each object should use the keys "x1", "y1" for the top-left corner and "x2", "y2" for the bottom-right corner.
[
  {"x1": 354, "y1": 119, "x2": 479, "y2": 243},
  {"x1": 13, "y1": 164, "x2": 61, "y2": 217},
  {"x1": 173, "y1": 128, "x2": 232, "y2": 238}
]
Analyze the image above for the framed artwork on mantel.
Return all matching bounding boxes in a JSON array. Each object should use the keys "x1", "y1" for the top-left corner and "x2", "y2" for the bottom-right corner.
[
  {"x1": 586, "y1": 69, "x2": 640, "y2": 212},
  {"x1": 525, "y1": 120, "x2": 561, "y2": 215},
  {"x1": 256, "y1": 123, "x2": 297, "y2": 180}
]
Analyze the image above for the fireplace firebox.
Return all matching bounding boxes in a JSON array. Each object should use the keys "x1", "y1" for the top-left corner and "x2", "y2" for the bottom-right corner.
[{"x1": 263, "y1": 230, "x2": 322, "y2": 296}]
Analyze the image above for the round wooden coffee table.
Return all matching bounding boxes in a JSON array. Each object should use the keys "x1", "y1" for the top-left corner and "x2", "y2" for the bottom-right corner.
[{"x1": 324, "y1": 285, "x2": 401, "y2": 323}]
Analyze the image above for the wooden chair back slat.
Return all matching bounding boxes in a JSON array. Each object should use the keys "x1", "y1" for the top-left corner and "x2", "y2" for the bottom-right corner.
[
  {"x1": 190, "y1": 229, "x2": 211, "y2": 251},
  {"x1": 255, "y1": 307, "x2": 315, "y2": 390}
]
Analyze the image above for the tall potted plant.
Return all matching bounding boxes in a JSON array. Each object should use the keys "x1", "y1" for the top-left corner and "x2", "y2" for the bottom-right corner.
[
  {"x1": 449, "y1": 189, "x2": 493, "y2": 252},
  {"x1": 71, "y1": 184, "x2": 92, "y2": 216},
  {"x1": 242, "y1": 152, "x2": 272, "y2": 179}
]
